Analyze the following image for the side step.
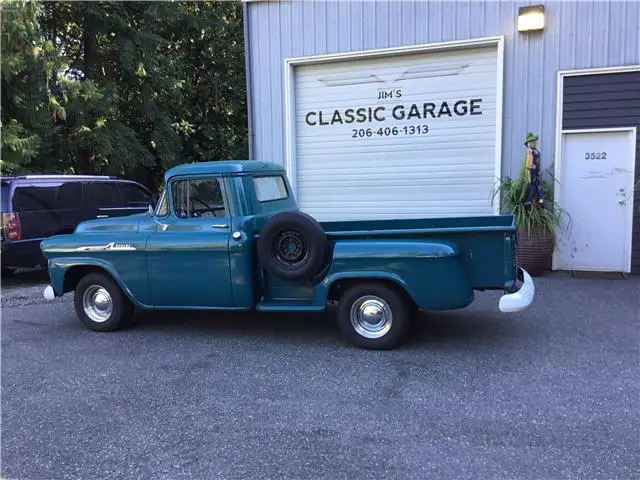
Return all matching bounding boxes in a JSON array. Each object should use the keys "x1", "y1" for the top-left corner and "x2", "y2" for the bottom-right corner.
[{"x1": 256, "y1": 299, "x2": 325, "y2": 312}]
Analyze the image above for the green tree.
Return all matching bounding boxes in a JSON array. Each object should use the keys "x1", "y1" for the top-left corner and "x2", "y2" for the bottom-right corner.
[
  {"x1": 1, "y1": 0, "x2": 60, "y2": 174},
  {"x1": 2, "y1": 1, "x2": 248, "y2": 187},
  {"x1": 42, "y1": 1, "x2": 247, "y2": 189}
]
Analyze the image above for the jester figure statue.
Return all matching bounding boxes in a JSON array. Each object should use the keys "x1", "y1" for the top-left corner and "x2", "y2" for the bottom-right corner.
[{"x1": 524, "y1": 132, "x2": 543, "y2": 206}]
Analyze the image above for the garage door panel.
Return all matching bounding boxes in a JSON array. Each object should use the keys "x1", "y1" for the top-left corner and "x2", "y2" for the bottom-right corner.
[
  {"x1": 297, "y1": 170, "x2": 495, "y2": 181},
  {"x1": 291, "y1": 44, "x2": 500, "y2": 221},
  {"x1": 297, "y1": 143, "x2": 496, "y2": 157},
  {"x1": 294, "y1": 47, "x2": 497, "y2": 78},
  {"x1": 296, "y1": 128, "x2": 497, "y2": 146},
  {"x1": 294, "y1": 86, "x2": 498, "y2": 102},
  {"x1": 298, "y1": 190, "x2": 494, "y2": 202}
]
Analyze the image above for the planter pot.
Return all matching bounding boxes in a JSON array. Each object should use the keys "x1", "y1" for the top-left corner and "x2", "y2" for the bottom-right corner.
[{"x1": 516, "y1": 229, "x2": 555, "y2": 276}]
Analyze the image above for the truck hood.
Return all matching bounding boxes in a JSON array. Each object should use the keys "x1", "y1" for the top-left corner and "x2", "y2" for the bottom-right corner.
[{"x1": 75, "y1": 213, "x2": 150, "y2": 234}]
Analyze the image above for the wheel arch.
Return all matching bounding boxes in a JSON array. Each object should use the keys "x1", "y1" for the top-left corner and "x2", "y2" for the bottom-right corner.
[
  {"x1": 325, "y1": 272, "x2": 417, "y2": 307},
  {"x1": 56, "y1": 261, "x2": 145, "y2": 308}
]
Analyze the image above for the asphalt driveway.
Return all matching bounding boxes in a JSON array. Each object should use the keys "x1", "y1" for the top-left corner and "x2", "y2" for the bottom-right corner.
[{"x1": 1, "y1": 272, "x2": 639, "y2": 479}]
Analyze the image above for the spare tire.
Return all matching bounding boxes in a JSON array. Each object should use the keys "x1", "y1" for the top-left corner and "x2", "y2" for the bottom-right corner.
[{"x1": 257, "y1": 211, "x2": 329, "y2": 282}]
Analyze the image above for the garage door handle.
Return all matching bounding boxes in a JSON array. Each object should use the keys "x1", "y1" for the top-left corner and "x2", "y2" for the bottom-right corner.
[{"x1": 618, "y1": 200, "x2": 625, "y2": 205}]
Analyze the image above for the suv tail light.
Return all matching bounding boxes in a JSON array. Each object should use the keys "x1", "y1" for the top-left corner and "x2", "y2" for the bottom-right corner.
[{"x1": 2, "y1": 213, "x2": 21, "y2": 241}]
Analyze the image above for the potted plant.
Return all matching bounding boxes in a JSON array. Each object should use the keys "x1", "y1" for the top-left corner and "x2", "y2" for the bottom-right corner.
[{"x1": 493, "y1": 161, "x2": 570, "y2": 277}]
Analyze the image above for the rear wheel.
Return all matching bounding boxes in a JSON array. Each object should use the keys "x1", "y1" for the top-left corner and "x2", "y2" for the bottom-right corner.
[
  {"x1": 336, "y1": 283, "x2": 412, "y2": 349},
  {"x1": 74, "y1": 273, "x2": 133, "y2": 332}
]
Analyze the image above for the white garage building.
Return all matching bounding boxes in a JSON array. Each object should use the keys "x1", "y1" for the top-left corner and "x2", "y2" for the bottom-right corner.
[{"x1": 241, "y1": 0, "x2": 640, "y2": 273}]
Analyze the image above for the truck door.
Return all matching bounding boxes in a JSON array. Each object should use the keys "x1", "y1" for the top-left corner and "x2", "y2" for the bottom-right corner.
[{"x1": 146, "y1": 175, "x2": 233, "y2": 308}]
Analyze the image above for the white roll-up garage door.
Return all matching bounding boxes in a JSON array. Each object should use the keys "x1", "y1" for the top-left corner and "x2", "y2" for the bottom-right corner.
[{"x1": 289, "y1": 44, "x2": 501, "y2": 221}]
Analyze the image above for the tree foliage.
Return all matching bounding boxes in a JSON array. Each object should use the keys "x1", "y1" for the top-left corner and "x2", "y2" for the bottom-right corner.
[
  {"x1": 1, "y1": 0, "x2": 60, "y2": 173},
  {"x1": 1, "y1": 0, "x2": 247, "y2": 190}
]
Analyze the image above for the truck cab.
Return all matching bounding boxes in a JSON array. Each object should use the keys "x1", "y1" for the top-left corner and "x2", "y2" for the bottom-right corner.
[{"x1": 41, "y1": 161, "x2": 534, "y2": 349}]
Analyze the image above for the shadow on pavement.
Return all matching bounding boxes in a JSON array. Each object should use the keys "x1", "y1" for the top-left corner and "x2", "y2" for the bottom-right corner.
[
  {"x1": 1, "y1": 267, "x2": 49, "y2": 289},
  {"x1": 127, "y1": 306, "x2": 515, "y2": 348}
]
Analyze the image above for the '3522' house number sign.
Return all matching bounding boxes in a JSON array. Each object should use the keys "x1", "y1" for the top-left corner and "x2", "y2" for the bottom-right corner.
[{"x1": 303, "y1": 89, "x2": 483, "y2": 140}]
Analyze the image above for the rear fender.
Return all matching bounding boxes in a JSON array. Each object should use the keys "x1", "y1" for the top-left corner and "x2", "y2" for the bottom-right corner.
[
  {"x1": 320, "y1": 271, "x2": 415, "y2": 304},
  {"x1": 317, "y1": 239, "x2": 474, "y2": 310}
]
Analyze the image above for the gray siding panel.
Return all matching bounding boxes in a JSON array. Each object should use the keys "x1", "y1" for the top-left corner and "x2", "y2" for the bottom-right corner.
[
  {"x1": 562, "y1": 71, "x2": 640, "y2": 273},
  {"x1": 247, "y1": 0, "x2": 640, "y2": 263},
  {"x1": 248, "y1": 0, "x2": 639, "y2": 180}
]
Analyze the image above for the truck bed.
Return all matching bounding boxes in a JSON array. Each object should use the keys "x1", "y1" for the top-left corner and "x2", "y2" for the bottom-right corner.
[{"x1": 320, "y1": 215, "x2": 517, "y2": 292}]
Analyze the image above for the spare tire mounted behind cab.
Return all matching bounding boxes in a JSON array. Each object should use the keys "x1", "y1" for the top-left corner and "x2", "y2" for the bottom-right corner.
[{"x1": 257, "y1": 211, "x2": 329, "y2": 282}]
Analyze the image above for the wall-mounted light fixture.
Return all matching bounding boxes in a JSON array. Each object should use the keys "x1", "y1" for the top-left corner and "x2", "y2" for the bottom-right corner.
[{"x1": 518, "y1": 5, "x2": 545, "y2": 32}]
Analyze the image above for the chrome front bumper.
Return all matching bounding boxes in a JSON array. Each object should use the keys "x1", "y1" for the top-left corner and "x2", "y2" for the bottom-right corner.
[
  {"x1": 43, "y1": 285, "x2": 55, "y2": 301},
  {"x1": 499, "y1": 268, "x2": 534, "y2": 313}
]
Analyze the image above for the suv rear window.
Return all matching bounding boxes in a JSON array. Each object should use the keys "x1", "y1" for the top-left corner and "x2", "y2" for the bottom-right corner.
[
  {"x1": 253, "y1": 176, "x2": 288, "y2": 202},
  {"x1": 12, "y1": 183, "x2": 82, "y2": 212}
]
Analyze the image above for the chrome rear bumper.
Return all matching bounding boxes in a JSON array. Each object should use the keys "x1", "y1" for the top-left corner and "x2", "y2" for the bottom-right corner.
[{"x1": 499, "y1": 268, "x2": 534, "y2": 313}]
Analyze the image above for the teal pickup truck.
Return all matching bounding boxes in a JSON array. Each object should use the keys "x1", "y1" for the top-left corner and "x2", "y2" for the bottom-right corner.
[{"x1": 41, "y1": 161, "x2": 534, "y2": 349}]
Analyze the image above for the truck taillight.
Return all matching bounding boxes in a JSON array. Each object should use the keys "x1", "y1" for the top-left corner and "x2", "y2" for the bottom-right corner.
[{"x1": 3, "y1": 213, "x2": 21, "y2": 240}]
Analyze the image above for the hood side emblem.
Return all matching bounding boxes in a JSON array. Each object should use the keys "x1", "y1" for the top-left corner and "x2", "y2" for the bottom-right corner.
[{"x1": 73, "y1": 242, "x2": 136, "y2": 252}]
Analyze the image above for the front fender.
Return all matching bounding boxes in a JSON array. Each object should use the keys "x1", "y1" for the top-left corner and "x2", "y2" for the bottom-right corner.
[
  {"x1": 48, "y1": 257, "x2": 150, "y2": 308},
  {"x1": 42, "y1": 230, "x2": 151, "y2": 307}
]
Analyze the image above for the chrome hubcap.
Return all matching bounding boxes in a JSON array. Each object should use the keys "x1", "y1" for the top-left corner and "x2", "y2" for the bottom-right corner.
[
  {"x1": 350, "y1": 295, "x2": 393, "y2": 339},
  {"x1": 82, "y1": 286, "x2": 113, "y2": 323}
]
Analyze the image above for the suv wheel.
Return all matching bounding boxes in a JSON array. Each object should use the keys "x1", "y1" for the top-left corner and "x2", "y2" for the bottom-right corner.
[
  {"x1": 1, "y1": 266, "x2": 15, "y2": 278},
  {"x1": 74, "y1": 273, "x2": 133, "y2": 332}
]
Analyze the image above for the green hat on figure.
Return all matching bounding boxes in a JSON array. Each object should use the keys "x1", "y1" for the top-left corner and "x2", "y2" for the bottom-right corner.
[{"x1": 525, "y1": 132, "x2": 539, "y2": 145}]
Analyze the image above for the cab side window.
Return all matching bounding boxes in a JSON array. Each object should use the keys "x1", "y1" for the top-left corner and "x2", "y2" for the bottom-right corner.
[{"x1": 171, "y1": 178, "x2": 226, "y2": 219}]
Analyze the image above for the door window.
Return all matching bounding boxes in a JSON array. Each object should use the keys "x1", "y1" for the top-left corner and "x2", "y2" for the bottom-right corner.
[
  {"x1": 171, "y1": 178, "x2": 226, "y2": 218},
  {"x1": 90, "y1": 183, "x2": 121, "y2": 207},
  {"x1": 119, "y1": 183, "x2": 152, "y2": 207}
]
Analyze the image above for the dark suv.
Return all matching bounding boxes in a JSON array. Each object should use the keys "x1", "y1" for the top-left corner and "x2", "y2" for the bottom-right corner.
[{"x1": 1, "y1": 175, "x2": 154, "y2": 274}]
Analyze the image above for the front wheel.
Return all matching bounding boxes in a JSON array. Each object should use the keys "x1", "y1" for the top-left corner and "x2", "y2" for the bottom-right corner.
[
  {"x1": 74, "y1": 273, "x2": 133, "y2": 332},
  {"x1": 336, "y1": 283, "x2": 412, "y2": 349}
]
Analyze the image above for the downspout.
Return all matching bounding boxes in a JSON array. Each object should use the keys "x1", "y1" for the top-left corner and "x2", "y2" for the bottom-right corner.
[{"x1": 242, "y1": 1, "x2": 255, "y2": 160}]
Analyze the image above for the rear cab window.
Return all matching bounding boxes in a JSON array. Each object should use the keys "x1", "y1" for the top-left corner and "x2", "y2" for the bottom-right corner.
[{"x1": 253, "y1": 175, "x2": 289, "y2": 203}]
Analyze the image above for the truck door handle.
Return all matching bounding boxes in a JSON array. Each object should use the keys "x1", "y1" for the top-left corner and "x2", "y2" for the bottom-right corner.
[{"x1": 212, "y1": 224, "x2": 229, "y2": 229}]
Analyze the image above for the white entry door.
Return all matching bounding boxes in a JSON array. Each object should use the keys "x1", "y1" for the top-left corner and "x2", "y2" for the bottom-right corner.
[{"x1": 556, "y1": 129, "x2": 636, "y2": 272}]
